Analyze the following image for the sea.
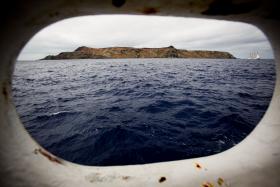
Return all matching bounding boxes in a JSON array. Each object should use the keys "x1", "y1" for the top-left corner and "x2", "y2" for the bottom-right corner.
[{"x1": 12, "y1": 58, "x2": 275, "y2": 166}]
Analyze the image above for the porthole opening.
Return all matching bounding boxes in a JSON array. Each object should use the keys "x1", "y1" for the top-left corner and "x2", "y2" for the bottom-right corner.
[{"x1": 13, "y1": 15, "x2": 275, "y2": 166}]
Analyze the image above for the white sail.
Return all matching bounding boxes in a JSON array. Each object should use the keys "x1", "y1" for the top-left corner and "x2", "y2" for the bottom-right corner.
[{"x1": 248, "y1": 51, "x2": 260, "y2": 59}]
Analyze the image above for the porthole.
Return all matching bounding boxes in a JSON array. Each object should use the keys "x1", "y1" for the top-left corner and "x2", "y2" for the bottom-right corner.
[{"x1": 13, "y1": 15, "x2": 275, "y2": 166}]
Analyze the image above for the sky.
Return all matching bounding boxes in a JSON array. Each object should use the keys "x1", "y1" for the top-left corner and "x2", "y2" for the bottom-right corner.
[{"x1": 18, "y1": 15, "x2": 274, "y2": 60}]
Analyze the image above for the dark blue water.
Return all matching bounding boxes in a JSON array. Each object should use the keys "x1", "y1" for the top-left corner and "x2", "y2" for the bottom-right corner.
[{"x1": 13, "y1": 58, "x2": 275, "y2": 166}]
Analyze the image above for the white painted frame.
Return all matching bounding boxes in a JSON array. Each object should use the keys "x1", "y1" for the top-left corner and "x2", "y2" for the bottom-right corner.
[{"x1": 0, "y1": 0, "x2": 279, "y2": 186}]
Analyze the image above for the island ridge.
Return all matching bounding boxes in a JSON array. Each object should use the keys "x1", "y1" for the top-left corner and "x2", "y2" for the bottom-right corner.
[{"x1": 42, "y1": 46, "x2": 236, "y2": 60}]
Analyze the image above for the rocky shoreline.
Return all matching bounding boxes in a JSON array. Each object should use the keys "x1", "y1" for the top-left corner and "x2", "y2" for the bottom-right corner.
[{"x1": 42, "y1": 46, "x2": 236, "y2": 60}]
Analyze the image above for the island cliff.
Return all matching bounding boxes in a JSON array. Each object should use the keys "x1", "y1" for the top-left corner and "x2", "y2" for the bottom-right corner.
[{"x1": 42, "y1": 46, "x2": 235, "y2": 60}]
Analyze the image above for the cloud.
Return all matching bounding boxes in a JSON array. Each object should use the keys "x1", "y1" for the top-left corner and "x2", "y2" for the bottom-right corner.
[{"x1": 17, "y1": 15, "x2": 273, "y2": 60}]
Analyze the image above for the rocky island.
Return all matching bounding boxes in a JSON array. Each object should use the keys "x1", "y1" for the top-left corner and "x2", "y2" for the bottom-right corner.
[{"x1": 42, "y1": 46, "x2": 235, "y2": 60}]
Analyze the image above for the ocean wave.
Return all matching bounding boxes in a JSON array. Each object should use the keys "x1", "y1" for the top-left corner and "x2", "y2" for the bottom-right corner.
[
  {"x1": 12, "y1": 58, "x2": 275, "y2": 166},
  {"x1": 34, "y1": 111, "x2": 77, "y2": 121}
]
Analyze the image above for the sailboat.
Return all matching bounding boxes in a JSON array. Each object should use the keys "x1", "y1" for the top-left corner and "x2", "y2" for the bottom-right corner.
[{"x1": 248, "y1": 51, "x2": 260, "y2": 59}]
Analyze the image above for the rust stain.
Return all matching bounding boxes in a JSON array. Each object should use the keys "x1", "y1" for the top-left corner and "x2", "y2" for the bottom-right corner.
[
  {"x1": 202, "y1": 182, "x2": 214, "y2": 187},
  {"x1": 142, "y1": 7, "x2": 158, "y2": 14},
  {"x1": 34, "y1": 148, "x2": 63, "y2": 164},
  {"x1": 195, "y1": 163, "x2": 202, "y2": 169},
  {"x1": 159, "y1": 176, "x2": 166, "y2": 183},
  {"x1": 217, "y1": 177, "x2": 224, "y2": 186},
  {"x1": 122, "y1": 176, "x2": 130, "y2": 180}
]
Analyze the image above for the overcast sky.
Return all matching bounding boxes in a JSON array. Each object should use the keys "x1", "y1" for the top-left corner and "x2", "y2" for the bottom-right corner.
[{"x1": 18, "y1": 15, "x2": 274, "y2": 60}]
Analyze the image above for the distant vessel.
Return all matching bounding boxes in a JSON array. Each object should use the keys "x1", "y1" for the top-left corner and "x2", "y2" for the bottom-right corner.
[{"x1": 249, "y1": 51, "x2": 260, "y2": 59}]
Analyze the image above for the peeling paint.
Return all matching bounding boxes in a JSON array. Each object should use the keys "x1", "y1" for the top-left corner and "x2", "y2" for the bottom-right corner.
[
  {"x1": 86, "y1": 173, "x2": 109, "y2": 183},
  {"x1": 85, "y1": 173, "x2": 132, "y2": 183}
]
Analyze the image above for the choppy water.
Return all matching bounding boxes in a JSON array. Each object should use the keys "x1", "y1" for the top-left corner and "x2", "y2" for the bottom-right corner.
[{"x1": 13, "y1": 58, "x2": 275, "y2": 166}]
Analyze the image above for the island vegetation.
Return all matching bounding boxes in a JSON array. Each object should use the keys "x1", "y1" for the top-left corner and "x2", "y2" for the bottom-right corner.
[{"x1": 42, "y1": 46, "x2": 236, "y2": 60}]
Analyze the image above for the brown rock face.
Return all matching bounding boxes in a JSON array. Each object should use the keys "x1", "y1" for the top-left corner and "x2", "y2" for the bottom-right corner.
[{"x1": 41, "y1": 46, "x2": 236, "y2": 60}]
